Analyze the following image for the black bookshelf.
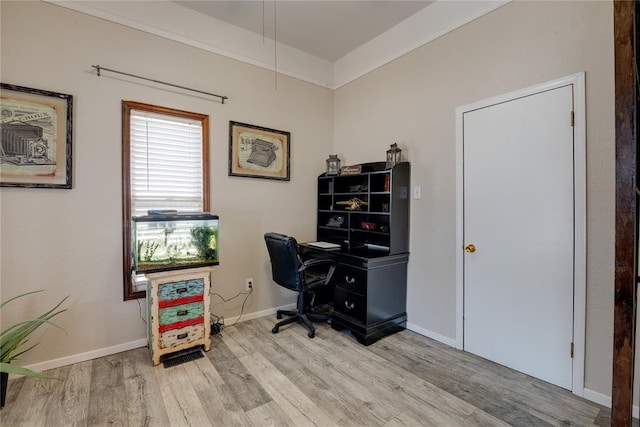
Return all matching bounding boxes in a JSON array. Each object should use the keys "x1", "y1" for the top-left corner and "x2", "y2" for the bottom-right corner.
[{"x1": 311, "y1": 161, "x2": 410, "y2": 345}]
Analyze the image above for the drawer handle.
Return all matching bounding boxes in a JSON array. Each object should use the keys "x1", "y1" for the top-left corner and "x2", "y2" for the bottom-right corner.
[
  {"x1": 345, "y1": 301, "x2": 355, "y2": 309},
  {"x1": 176, "y1": 287, "x2": 188, "y2": 293},
  {"x1": 177, "y1": 310, "x2": 189, "y2": 316},
  {"x1": 176, "y1": 333, "x2": 188, "y2": 339},
  {"x1": 345, "y1": 276, "x2": 356, "y2": 284}
]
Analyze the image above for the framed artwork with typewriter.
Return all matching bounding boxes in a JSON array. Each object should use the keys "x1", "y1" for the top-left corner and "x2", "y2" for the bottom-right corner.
[
  {"x1": 228, "y1": 121, "x2": 290, "y2": 181},
  {"x1": 0, "y1": 83, "x2": 73, "y2": 188}
]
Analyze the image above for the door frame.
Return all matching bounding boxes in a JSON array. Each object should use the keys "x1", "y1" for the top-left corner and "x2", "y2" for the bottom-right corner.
[{"x1": 454, "y1": 72, "x2": 586, "y2": 394}]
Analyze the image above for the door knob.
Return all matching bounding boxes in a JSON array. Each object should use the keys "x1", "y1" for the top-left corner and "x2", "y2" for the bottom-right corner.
[{"x1": 464, "y1": 244, "x2": 476, "y2": 253}]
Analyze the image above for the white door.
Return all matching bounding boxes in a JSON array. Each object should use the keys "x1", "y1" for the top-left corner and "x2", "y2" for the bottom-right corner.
[{"x1": 462, "y1": 84, "x2": 574, "y2": 389}]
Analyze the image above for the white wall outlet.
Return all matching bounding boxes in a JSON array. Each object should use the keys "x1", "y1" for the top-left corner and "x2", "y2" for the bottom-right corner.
[
  {"x1": 246, "y1": 278, "x2": 254, "y2": 291},
  {"x1": 413, "y1": 185, "x2": 422, "y2": 200}
]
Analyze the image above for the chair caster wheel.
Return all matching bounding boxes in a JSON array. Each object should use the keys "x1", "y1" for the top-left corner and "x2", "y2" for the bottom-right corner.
[
  {"x1": 272, "y1": 326, "x2": 279, "y2": 334},
  {"x1": 308, "y1": 330, "x2": 315, "y2": 338},
  {"x1": 276, "y1": 313, "x2": 283, "y2": 319}
]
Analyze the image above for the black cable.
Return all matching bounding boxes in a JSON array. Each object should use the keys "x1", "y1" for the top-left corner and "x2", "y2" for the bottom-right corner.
[
  {"x1": 210, "y1": 290, "x2": 251, "y2": 303},
  {"x1": 209, "y1": 288, "x2": 253, "y2": 333},
  {"x1": 228, "y1": 289, "x2": 252, "y2": 327},
  {"x1": 136, "y1": 297, "x2": 147, "y2": 325}
]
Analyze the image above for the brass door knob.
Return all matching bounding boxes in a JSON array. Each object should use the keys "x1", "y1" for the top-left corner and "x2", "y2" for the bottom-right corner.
[{"x1": 464, "y1": 244, "x2": 476, "y2": 253}]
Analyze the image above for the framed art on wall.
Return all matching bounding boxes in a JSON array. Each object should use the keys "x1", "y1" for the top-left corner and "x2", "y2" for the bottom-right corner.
[
  {"x1": 0, "y1": 83, "x2": 73, "y2": 189},
  {"x1": 228, "y1": 121, "x2": 290, "y2": 181}
]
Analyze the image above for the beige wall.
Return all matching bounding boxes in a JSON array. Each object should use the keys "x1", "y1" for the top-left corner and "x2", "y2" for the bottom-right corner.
[
  {"x1": 333, "y1": 1, "x2": 614, "y2": 397},
  {"x1": 0, "y1": 0, "x2": 618, "y2": 402},
  {"x1": 0, "y1": 1, "x2": 332, "y2": 365}
]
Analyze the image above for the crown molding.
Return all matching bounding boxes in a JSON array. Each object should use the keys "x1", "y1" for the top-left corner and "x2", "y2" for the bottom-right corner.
[
  {"x1": 333, "y1": 1, "x2": 510, "y2": 89},
  {"x1": 44, "y1": 0, "x2": 509, "y2": 90}
]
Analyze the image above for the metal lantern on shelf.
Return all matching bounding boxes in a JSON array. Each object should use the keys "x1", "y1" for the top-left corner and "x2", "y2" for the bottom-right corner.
[
  {"x1": 326, "y1": 154, "x2": 341, "y2": 175},
  {"x1": 386, "y1": 143, "x2": 402, "y2": 169}
]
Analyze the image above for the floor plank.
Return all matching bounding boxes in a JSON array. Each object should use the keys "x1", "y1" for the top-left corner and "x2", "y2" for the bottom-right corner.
[
  {"x1": 207, "y1": 334, "x2": 272, "y2": 412},
  {"x1": 87, "y1": 353, "x2": 127, "y2": 426},
  {"x1": 0, "y1": 315, "x2": 612, "y2": 426},
  {"x1": 45, "y1": 362, "x2": 92, "y2": 427},
  {"x1": 155, "y1": 363, "x2": 212, "y2": 426},
  {"x1": 223, "y1": 326, "x2": 337, "y2": 427},
  {"x1": 2, "y1": 366, "x2": 65, "y2": 426},
  {"x1": 122, "y1": 347, "x2": 170, "y2": 426}
]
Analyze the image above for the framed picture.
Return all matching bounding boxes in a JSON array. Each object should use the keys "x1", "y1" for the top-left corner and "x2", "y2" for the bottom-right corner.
[
  {"x1": 229, "y1": 121, "x2": 290, "y2": 181},
  {"x1": 0, "y1": 83, "x2": 73, "y2": 189}
]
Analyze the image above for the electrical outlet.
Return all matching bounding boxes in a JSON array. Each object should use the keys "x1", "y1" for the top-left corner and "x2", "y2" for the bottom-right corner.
[{"x1": 246, "y1": 278, "x2": 254, "y2": 291}]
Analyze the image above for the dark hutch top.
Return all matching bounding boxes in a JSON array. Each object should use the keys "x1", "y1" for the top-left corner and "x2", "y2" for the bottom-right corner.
[{"x1": 309, "y1": 161, "x2": 410, "y2": 345}]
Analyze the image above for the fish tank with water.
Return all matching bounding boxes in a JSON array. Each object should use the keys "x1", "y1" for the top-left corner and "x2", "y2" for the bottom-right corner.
[{"x1": 132, "y1": 212, "x2": 219, "y2": 273}]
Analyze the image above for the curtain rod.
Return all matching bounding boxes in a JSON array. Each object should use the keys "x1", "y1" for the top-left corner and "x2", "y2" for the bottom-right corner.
[{"x1": 91, "y1": 65, "x2": 228, "y2": 104}]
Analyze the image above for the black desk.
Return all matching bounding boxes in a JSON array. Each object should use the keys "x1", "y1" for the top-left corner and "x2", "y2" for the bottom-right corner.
[{"x1": 299, "y1": 243, "x2": 409, "y2": 345}]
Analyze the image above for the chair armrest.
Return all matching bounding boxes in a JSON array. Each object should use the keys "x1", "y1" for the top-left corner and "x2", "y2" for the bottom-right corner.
[
  {"x1": 299, "y1": 257, "x2": 335, "y2": 271},
  {"x1": 299, "y1": 258, "x2": 336, "y2": 286}
]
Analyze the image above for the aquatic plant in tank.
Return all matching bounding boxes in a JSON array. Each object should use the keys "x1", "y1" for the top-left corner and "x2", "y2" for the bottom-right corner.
[{"x1": 133, "y1": 213, "x2": 219, "y2": 273}]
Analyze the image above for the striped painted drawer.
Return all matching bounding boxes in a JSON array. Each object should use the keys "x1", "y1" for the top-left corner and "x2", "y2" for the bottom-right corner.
[
  {"x1": 158, "y1": 279, "x2": 204, "y2": 302},
  {"x1": 159, "y1": 324, "x2": 205, "y2": 349},
  {"x1": 159, "y1": 301, "x2": 203, "y2": 326},
  {"x1": 145, "y1": 267, "x2": 212, "y2": 366}
]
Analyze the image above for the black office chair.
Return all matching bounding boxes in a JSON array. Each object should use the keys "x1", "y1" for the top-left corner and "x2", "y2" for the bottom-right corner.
[{"x1": 264, "y1": 232, "x2": 336, "y2": 338}]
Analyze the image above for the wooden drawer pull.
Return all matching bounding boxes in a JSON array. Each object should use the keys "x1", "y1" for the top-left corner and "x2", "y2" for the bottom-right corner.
[
  {"x1": 345, "y1": 276, "x2": 356, "y2": 284},
  {"x1": 176, "y1": 287, "x2": 188, "y2": 293},
  {"x1": 177, "y1": 310, "x2": 189, "y2": 316},
  {"x1": 345, "y1": 301, "x2": 355, "y2": 309},
  {"x1": 176, "y1": 333, "x2": 188, "y2": 340}
]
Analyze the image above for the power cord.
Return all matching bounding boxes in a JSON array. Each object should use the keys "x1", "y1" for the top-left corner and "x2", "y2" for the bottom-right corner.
[
  {"x1": 210, "y1": 312, "x2": 224, "y2": 337},
  {"x1": 210, "y1": 288, "x2": 253, "y2": 335},
  {"x1": 136, "y1": 297, "x2": 147, "y2": 325}
]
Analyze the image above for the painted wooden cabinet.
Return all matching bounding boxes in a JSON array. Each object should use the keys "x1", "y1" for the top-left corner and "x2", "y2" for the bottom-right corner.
[{"x1": 146, "y1": 267, "x2": 212, "y2": 365}]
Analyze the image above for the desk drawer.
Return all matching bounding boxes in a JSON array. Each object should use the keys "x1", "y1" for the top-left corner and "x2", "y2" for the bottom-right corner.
[
  {"x1": 158, "y1": 279, "x2": 204, "y2": 302},
  {"x1": 334, "y1": 287, "x2": 366, "y2": 323},
  {"x1": 335, "y1": 264, "x2": 367, "y2": 295},
  {"x1": 159, "y1": 301, "x2": 203, "y2": 326},
  {"x1": 159, "y1": 324, "x2": 205, "y2": 349}
]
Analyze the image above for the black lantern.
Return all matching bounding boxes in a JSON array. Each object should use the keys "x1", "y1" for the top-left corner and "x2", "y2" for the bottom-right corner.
[
  {"x1": 326, "y1": 154, "x2": 341, "y2": 175},
  {"x1": 386, "y1": 143, "x2": 402, "y2": 169}
]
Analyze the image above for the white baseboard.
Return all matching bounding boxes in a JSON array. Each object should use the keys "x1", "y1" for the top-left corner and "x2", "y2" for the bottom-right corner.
[
  {"x1": 222, "y1": 303, "x2": 295, "y2": 325},
  {"x1": 13, "y1": 338, "x2": 148, "y2": 379},
  {"x1": 583, "y1": 388, "x2": 639, "y2": 419},
  {"x1": 14, "y1": 304, "x2": 295, "y2": 378},
  {"x1": 406, "y1": 322, "x2": 457, "y2": 348},
  {"x1": 583, "y1": 388, "x2": 611, "y2": 408},
  {"x1": 404, "y1": 323, "x2": 632, "y2": 416}
]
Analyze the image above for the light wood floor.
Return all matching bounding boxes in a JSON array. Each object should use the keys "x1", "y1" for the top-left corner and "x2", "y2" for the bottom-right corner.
[{"x1": 1, "y1": 315, "x2": 612, "y2": 426}]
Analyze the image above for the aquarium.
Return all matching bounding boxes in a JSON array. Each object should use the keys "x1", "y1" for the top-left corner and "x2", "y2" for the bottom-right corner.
[{"x1": 132, "y1": 213, "x2": 219, "y2": 273}]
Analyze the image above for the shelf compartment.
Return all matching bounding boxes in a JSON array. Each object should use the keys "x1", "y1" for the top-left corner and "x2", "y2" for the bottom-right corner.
[
  {"x1": 318, "y1": 194, "x2": 333, "y2": 210},
  {"x1": 369, "y1": 193, "x2": 391, "y2": 213},
  {"x1": 334, "y1": 194, "x2": 369, "y2": 212},
  {"x1": 369, "y1": 171, "x2": 391, "y2": 193},
  {"x1": 334, "y1": 175, "x2": 368, "y2": 193}
]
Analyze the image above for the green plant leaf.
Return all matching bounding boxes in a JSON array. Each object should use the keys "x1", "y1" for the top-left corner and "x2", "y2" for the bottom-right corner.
[
  {"x1": 0, "y1": 290, "x2": 42, "y2": 310},
  {"x1": 0, "y1": 362, "x2": 55, "y2": 379},
  {"x1": 0, "y1": 292, "x2": 68, "y2": 375}
]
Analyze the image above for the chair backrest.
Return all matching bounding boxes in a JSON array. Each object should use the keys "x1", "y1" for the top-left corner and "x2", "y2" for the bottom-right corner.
[{"x1": 264, "y1": 232, "x2": 302, "y2": 291}]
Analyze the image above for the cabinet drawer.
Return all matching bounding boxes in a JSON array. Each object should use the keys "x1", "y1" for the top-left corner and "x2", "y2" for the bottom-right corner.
[
  {"x1": 158, "y1": 279, "x2": 204, "y2": 302},
  {"x1": 159, "y1": 301, "x2": 203, "y2": 325},
  {"x1": 334, "y1": 287, "x2": 366, "y2": 323},
  {"x1": 335, "y1": 265, "x2": 367, "y2": 295},
  {"x1": 159, "y1": 324, "x2": 205, "y2": 349}
]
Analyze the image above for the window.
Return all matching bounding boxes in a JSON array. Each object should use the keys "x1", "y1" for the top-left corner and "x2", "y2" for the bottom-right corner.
[{"x1": 122, "y1": 101, "x2": 210, "y2": 300}]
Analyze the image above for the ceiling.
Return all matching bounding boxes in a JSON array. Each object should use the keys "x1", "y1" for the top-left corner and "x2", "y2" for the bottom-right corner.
[
  {"x1": 173, "y1": 1, "x2": 433, "y2": 62},
  {"x1": 46, "y1": 0, "x2": 508, "y2": 88}
]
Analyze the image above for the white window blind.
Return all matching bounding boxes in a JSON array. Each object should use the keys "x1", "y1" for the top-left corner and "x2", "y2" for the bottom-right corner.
[{"x1": 130, "y1": 110, "x2": 204, "y2": 217}]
